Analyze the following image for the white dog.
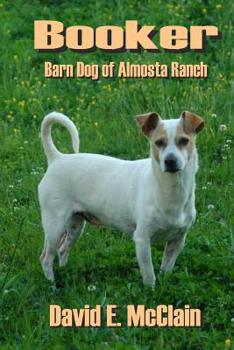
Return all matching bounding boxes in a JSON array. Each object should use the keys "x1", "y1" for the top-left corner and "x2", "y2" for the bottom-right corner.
[{"x1": 38, "y1": 111, "x2": 204, "y2": 288}]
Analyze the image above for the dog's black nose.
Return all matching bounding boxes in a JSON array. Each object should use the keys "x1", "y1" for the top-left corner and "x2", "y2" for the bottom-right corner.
[{"x1": 164, "y1": 154, "x2": 179, "y2": 173}]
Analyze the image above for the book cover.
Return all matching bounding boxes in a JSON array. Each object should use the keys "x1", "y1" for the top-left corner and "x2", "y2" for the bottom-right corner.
[{"x1": 0, "y1": 1, "x2": 233, "y2": 349}]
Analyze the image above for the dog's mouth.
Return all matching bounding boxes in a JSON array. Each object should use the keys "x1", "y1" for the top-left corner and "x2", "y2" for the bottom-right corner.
[{"x1": 164, "y1": 167, "x2": 181, "y2": 173}]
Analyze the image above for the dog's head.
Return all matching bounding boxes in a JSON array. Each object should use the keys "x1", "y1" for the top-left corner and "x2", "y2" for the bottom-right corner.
[{"x1": 136, "y1": 111, "x2": 204, "y2": 173}]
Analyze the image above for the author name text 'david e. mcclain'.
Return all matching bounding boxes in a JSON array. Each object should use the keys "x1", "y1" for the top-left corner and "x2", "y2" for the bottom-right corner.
[{"x1": 49, "y1": 304, "x2": 202, "y2": 328}]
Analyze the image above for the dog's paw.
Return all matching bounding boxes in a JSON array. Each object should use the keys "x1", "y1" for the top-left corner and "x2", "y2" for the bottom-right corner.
[
  {"x1": 144, "y1": 283, "x2": 156, "y2": 291},
  {"x1": 143, "y1": 275, "x2": 156, "y2": 290}
]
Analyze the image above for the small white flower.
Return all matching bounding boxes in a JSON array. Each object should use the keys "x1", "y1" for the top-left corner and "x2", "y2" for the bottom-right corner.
[
  {"x1": 226, "y1": 139, "x2": 232, "y2": 143},
  {"x1": 219, "y1": 124, "x2": 227, "y2": 131},
  {"x1": 202, "y1": 186, "x2": 207, "y2": 190},
  {"x1": 222, "y1": 156, "x2": 227, "y2": 160},
  {"x1": 8, "y1": 185, "x2": 14, "y2": 189},
  {"x1": 211, "y1": 113, "x2": 217, "y2": 118},
  {"x1": 13, "y1": 198, "x2": 17, "y2": 203},
  {"x1": 87, "y1": 284, "x2": 96, "y2": 292},
  {"x1": 208, "y1": 204, "x2": 215, "y2": 210}
]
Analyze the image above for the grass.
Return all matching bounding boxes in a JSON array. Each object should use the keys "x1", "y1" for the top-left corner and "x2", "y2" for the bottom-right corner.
[{"x1": 0, "y1": 0, "x2": 233, "y2": 349}]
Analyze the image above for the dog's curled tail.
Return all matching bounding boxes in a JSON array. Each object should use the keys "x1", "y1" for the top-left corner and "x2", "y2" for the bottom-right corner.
[{"x1": 41, "y1": 111, "x2": 80, "y2": 164}]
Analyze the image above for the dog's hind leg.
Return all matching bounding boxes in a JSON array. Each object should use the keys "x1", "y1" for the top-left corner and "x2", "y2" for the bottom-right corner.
[
  {"x1": 160, "y1": 233, "x2": 187, "y2": 273},
  {"x1": 58, "y1": 213, "x2": 85, "y2": 267},
  {"x1": 40, "y1": 215, "x2": 66, "y2": 283}
]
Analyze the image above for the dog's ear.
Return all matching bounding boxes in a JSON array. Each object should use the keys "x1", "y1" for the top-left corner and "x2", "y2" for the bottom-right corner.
[
  {"x1": 136, "y1": 112, "x2": 161, "y2": 137},
  {"x1": 181, "y1": 111, "x2": 204, "y2": 134}
]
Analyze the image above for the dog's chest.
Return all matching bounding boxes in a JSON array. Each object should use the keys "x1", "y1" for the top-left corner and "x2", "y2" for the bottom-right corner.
[{"x1": 150, "y1": 203, "x2": 195, "y2": 242}]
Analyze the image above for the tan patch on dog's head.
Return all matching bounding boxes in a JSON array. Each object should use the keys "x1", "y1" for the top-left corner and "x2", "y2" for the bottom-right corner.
[
  {"x1": 136, "y1": 112, "x2": 166, "y2": 162},
  {"x1": 176, "y1": 123, "x2": 195, "y2": 156},
  {"x1": 151, "y1": 123, "x2": 168, "y2": 161},
  {"x1": 176, "y1": 111, "x2": 204, "y2": 155}
]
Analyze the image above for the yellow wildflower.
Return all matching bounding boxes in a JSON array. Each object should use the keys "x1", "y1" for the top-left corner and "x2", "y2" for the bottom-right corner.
[
  {"x1": 18, "y1": 100, "x2": 25, "y2": 108},
  {"x1": 225, "y1": 338, "x2": 231, "y2": 348}
]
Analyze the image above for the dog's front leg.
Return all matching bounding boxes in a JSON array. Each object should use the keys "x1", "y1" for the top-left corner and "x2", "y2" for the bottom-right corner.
[
  {"x1": 160, "y1": 233, "x2": 187, "y2": 273},
  {"x1": 133, "y1": 232, "x2": 155, "y2": 288}
]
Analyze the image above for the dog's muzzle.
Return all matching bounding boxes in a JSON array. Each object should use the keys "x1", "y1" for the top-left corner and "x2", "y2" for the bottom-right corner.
[{"x1": 164, "y1": 154, "x2": 180, "y2": 173}]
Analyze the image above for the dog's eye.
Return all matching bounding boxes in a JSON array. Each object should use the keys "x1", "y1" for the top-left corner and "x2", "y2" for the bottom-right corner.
[
  {"x1": 155, "y1": 139, "x2": 166, "y2": 147},
  {"x1": 178, "y1": 137, "x2": 189, "y2": 146}
]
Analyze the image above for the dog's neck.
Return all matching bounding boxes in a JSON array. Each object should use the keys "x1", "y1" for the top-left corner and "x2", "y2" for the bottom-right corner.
[{"x1": 150, "y1": 150, "x2": 197, "y2": 206}]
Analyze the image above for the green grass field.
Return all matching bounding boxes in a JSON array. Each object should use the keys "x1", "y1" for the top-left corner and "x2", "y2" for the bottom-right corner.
[{"x1": 0, "y1": 0, "x2": 233, "y2": 349}]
